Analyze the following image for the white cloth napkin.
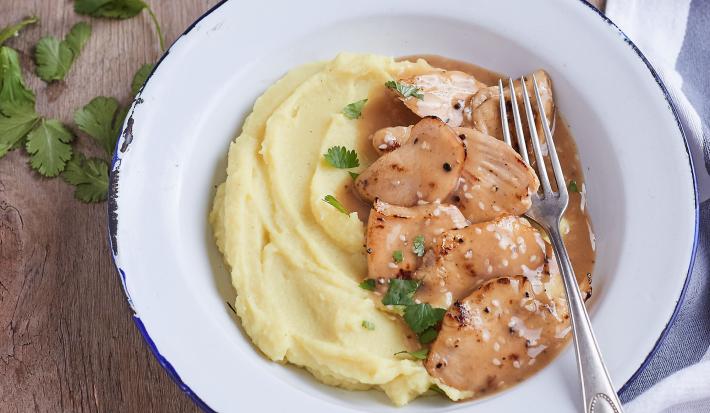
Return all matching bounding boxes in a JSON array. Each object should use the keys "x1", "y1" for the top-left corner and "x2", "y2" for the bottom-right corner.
[{"x1": 606, "y1": 0, "x2": 710, "y2": 412}]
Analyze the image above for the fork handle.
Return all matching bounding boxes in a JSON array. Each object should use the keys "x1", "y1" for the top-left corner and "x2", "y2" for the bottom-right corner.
[{"x1": 548, "y1": 226, "x2": 624, "y2": 413}]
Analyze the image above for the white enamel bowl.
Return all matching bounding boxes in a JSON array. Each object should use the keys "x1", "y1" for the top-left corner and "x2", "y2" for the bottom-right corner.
[{"x1": 108, "y1": 0, "x2": 698, "y2": 412}]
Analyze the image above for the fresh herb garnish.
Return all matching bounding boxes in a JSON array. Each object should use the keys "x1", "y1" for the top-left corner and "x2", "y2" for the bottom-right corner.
[
  {"x1": 35, "y1": 22, "x2": 92, "y2": 82},
  {"x1": 323, "y1": 194, "x2": 348, "y2": 214},
  {"x1": 62, "y1": 153, "x2": 109, "y2": 202},
  {"x1": 348, "y1": 171, "x2": 359, "y2": 180},
  {"x1": 74, "y1": 0, "x2": 165, "y2": 50},
  {"x1": 0, "y1": 111, "x2": 40, "y2": 158},
  {"x1": 361, "y1": 320, "x2": 375, "y2": 330},
  {"x1": 0, "y1": 46, "x2": 36, "y2": 115},
  {"x1": 385, "y1": 80, "x2": 423, "y2": 100},
  {"x1": 382, "y1": 279, "x2": 419, "y2": 306},
  {"x1": 392, "y1": 250, "x2": 403, "y2": 264},
  {"x1": 25, "y1": 119, "x2": 74, "y2": 177},
  {"x1": 394, "y1": 348, "x2": 429, "y2": 360},
  {"x1": 359, "y1": 278, "x2": 376, "y2": 291},
  {"x1": 74, "y1": 96, "x2": 127, "y2": 155},
  {"x1": 412, "y1": 235, "x2": 425, "y2": 257},
  {"x1": 342, "y1": 98, "x2": 367, "y2": 119},
  {"x1": 568, "y1": 180, "x2": 579, "y2": 193},
  {"x1": 131, "y1": 63, "x2": 154, "y2": 95},
  {"x1": 418, "y1": 327, "x2": 439, "y2": 344},
  {"x1": 323, "y1": 145, "x2": 359, "y2": 169},
  {"x1": 404, "y1": 304, "x2": 446, "y2": 335},
  {"x1": 0, "y1": 16, "x2": 39, "y2": 46}
]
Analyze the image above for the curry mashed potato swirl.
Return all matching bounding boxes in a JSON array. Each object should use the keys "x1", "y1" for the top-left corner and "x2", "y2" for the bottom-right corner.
[{"x1": 210, "y1": 54, "x2": 473, "y2": 405}]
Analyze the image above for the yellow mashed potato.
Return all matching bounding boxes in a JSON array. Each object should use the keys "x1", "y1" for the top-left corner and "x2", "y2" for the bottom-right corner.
[{"x1": 210, "y1": 53, "x2": 472, "y2": 405}]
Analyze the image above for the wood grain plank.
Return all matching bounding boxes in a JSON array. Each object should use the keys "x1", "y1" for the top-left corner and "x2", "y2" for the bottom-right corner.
[
  {"x1": 0, "y1": 1, "x2": 217, "y2": 412},
  {"x1": 0, "y1": 1, "x2": 605, "y2": 412}
]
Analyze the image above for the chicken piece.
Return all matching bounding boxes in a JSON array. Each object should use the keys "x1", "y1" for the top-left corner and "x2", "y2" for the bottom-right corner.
[
  {"x1": 426, "y1": 271, "x2": 570, "y2": 397},
  {"x1": 395, "y1": 70, "x2": 487, "y2": 127},
  {"x1": 466, "y1": 70, "x2": 554, "y2": 149},
  {"x1": 370, "y1": 125, "x2": 412, "y2": 155},
  {"x1": 414, "y1": 216, "x2": 546, "y2": 307},
  {"x1": 447, "y1": 127, "x2": 539, "y2": 224},
  {"x1": 355, "y1": 117, "x2": 466, "y2": 206},
  {"x1": 365, "y1": 200, "x2": 468, "y2": 284}
]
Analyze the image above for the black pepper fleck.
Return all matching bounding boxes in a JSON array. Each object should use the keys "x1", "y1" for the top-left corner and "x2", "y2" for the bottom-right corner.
[{"x1": 443, "y1": 163, "x2": 452, "y2": 172}]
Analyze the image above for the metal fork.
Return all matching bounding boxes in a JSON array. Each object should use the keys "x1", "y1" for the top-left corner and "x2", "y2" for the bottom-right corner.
[{"x1": 498, "y1": 75, "x2": 623, "y2": 413}]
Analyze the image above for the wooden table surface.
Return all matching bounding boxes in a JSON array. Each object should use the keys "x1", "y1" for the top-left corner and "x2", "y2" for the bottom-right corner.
[{"x1": 0, "y1": 1, "x2": 603, "y2": 412}]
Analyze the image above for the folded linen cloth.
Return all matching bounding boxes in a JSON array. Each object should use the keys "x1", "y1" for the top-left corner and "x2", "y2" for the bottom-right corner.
[{"x1": 604, "y1": 0, "x2": 710, "y2": 411}]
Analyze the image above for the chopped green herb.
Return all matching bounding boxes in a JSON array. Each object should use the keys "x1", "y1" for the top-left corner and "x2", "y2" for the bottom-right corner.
[
  {"x1": 74, "y1": 0, "x2": 165, "y2": 51},
  {"x1": 359, "y1": 278, "x2": 376, "y2": 291},
  {"x1": 62, "y1": 153, "x2": 109, "y2": 202},
  {"x1": 404, "y1": 303, "x2": 446, "y2": 335},
  {"x1": 412, "y1": 235, "x2": 425, "y2": 257},
  {"x1": 131, "y1": 63, "x2": 154, "y2": 95},
  {"x1": 0, "y1": 110, "x2": 40, "y2": 158},
  {"x1": 25, "y1": 119, "x2": 74, "y2": 177},
  {"x1": 361, "y1": 320, "x2": 375, "y2": 330},
  {"x1": 0, "y1": 46, "x2": 36, "y2": 115},
  {"x1": 394, "y1": 348, "x2": 429, "y2": 360},
  {"x1": 74, "y1": 96, "x2": 127, "y2": 155},
  {"x1": 348, "y1": 171, "x2": 359, "y2": 180},
  {"x1": 0, "y1": 16, "x2": 39, "y2": 46},
  {"x1": 35, "y1": 22, "x2": 92, "y2": 82},
  {"x1": 568, "y1": 180, "x2": 579, "y2": 193},
  {"x1": 418, "y1": 327, "x2": 439, "y2": 344},
  {"x1": 382, "y1": 279, "x2": 419, "y2": 306},
  {"x1": 323, "y1": 194, "x2": 348, "y2": 214},
  {"x1": 342, "y1": 98, "x2": 367, "y2": 119},
  {"x1": 392, "y1": 250, "x2": 403, "y2": 263},
  {"x1": 323, "y1": 145, "x2": 359, "y2": 169},
  {"x1": 385, "y1": 80, "x2": 423, "y2": 100}
]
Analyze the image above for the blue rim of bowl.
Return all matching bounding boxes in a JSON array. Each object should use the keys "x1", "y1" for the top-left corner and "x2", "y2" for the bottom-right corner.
[{"x1": 107, "y1": 0, "x2": 700, "y2": 411}]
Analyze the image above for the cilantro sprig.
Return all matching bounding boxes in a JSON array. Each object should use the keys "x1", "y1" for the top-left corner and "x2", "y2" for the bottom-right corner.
[
  {"x1": 412, "y1": 235, "x2": 425, "y2": 257},
  {"x1": 35, "y1": 22, "x2": 92, "y2": 82},
  {"x1": 568, "y1": 180, "x2": 580, "y2": 193},
  {"x1": 323, "y1": 194, "x2": 348, "y2": 214},
  {"x1": 131, "y1": 63, "x2": 154, "y2": 95},
  {"x1": 342, "y1": 98, "x2": 367, "y2": 119},
  {"x1": 74, "y1": 96, "x2": 127, "y2": 155},
  {"x1": 62, "y1": 153, "x2": 109, "y2": 202},
  {"x1": 0, "y1": 16, "x2": 38, "y2": 46},
  {"x1": 74, "y1": 0, "x2": 165, "y2": 51},
  {"x1": 382, "y1": 279, "x2": 446, "y2": 343},
  {"x1": 25, "y1": 119, "x2": 74, "y2": 177},
  {"x1": 359, "y1": 279, "x2": 376, "y2": 291},
  {"x1": 394, "y1": 348, "x2": 428, "y2": 360},
  {"x1": 323, "y1": 146, "x2": 359, "y2": 169},
  {"x1": 385, "y1": 80, "x2": 423, "y2": 100}
]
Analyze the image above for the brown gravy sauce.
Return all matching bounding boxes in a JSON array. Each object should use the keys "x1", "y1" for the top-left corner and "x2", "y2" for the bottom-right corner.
[{"x1": 337, "y1": 55, "x2": 595, "y2": 289}]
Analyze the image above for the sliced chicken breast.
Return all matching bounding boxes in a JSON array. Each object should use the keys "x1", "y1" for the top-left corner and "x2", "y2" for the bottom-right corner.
[
  {"x1": 447, "y1": 127, "x2": 539, "y2": 224},
  {"x1": 425, "y1": 271, "x2": 570, "y2": 397},
  {"x1": 467, "y1": 70, "x2": 554, "y2": 150},
  {"x1": 355, "y1": 117, "x2": 466, "y2": 206},
  {"x1": 414, "y1": 216, "x2": 546, "y2": 307},
  {"x1": 395, "y1": 70, "x2": 487, "y2": 127},
  {"x1": 365, "y1": 200, "x2": 468, "y2": 284}
]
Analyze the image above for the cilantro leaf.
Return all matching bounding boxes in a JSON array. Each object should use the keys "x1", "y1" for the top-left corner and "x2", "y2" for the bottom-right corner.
[
  {"x1": 62, "y1": 153, "x2": 109, "y2": 202},
  {"x1": 392, "y1": 250, "x2": 403, "y2": 263},
  {"x1": 418, "y1": 327, "x2": 439, "y2": 344},
  {"x1": 382, "y1": 279, "x2": 419, "y2": 306},
  {"x1": 25, "y1": 119, "x2": 74, "y2": 177},
  {"x1": 412, "y1": 235, "x2": 425, "y2": 257},
  {"x1": 35, "y1": 22, "x2": 91, "y2": 82},
  {"x1": 385, "y1": 80, "x2": 423, "y2": 100},
  {"x1": 359, "y1": 279, "x2": 376, "y2": 291},
  {"x1": 394, "y1": 348, "x2": 428, "y2": 360},
  {"x1": 0, "y1": 46, "x2": 36, "y2": 115},
  {"x1": 323, "y1": 146, "x2": 359, "y2": 169},
  {"x1": 348, "y1": 171, "x2": 359, "y2": 180},
  {"x1": 0, "y1": 110, "x2": 40, "y2": 158},
  {"x1": 323, "y1": 194, "x2": 348, "y2": 214},
  {"x1": 74, "y1": 96, "x2": 125, "y2": 154},
  {"x1": 131, "y1": 63, "x2": 154, "y2": 95},
  {"x1": 361, "y1": 320, "x2": 375, "y2": 330},
  {"x1": 0, "y1": 16, "x2": 39, "y2": 46},
  {"x1": 404, "y1": 303, "x2": 446, "y2": 334},
  {"x1": 568, "y1": 180, "x2": 580, "y2": 193},
  {"x1": 342, "y1": 98, "x2": 367, "y2": 119},
  {"x1": 74, "y1": 0, "x2": 165, "y2": 51}
]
